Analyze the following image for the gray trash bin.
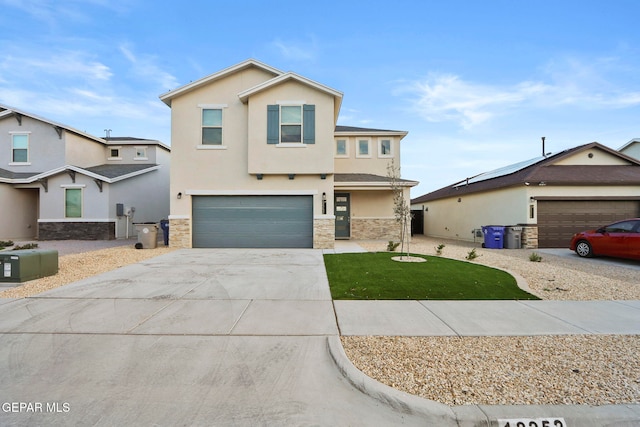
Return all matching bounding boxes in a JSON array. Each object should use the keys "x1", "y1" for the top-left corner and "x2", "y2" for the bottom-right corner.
[
  {"x1": 135, "y1": 223, "x2": 159, "y2": 249},
  {"x1": 504, "y1": 226, "x2": 522, "y2": 249}
]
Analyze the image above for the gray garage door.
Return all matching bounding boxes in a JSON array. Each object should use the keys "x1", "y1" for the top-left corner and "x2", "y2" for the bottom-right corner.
[
  {"x1": 537, "y1": 200, "x2": 640, "y2": 248},
  {"x1": 192, "y1": 195, "x2": 313, "y2": 248}
]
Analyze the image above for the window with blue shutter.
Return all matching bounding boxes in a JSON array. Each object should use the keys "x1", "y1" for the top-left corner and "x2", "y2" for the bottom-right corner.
[
  {"x1": 267, "y1": 105, "x2": 279, "y2": 144},
  {"x1": 267, "y1": 104, "x2": 315, "y2": 144},
  {"x1": 303, "y1": 104, "x2": 315, "y2": 144}
]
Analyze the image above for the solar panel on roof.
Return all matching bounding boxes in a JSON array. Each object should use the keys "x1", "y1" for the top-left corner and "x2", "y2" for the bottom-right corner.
[{"x1": 453, "y1": 156, "x2": 547, "y2": 187}]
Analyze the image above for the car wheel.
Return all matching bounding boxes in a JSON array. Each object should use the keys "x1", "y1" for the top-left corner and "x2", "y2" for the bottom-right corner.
[{"x1": 575, "y1": 240, "x2": 593, "y2": 258}]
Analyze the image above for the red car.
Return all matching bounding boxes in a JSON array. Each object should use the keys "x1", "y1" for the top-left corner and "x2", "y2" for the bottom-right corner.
[{"x1": 569, "y1": 218, "x2": 640, "y2": 260}]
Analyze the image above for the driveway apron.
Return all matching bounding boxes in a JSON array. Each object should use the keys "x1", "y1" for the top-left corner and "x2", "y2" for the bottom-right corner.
[{"x1": 0, "y1": 249, "x2": 455, "y2": 426}]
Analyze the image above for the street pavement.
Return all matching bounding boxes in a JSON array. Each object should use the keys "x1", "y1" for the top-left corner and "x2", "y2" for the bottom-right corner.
[{"x1": 0, "y1": 246, "x2": 638, "y2": 426}]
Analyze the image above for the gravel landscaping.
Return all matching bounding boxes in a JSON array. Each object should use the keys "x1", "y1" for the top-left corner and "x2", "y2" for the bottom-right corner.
[
  {"x1": 344, "y1": 236, "x2": 640, "y2": 406},
  {"x1": 1, "y1": 236, "x2": 638, "y2": 406}
]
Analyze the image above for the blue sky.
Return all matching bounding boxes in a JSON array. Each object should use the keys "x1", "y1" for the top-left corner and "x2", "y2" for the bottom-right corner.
[{"x1": 1, "y1": 0, "x2": 639, "y2": 196}]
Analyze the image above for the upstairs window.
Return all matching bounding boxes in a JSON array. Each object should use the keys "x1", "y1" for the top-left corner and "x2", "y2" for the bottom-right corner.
[
  {"x1": 134, "y1": 146, "x2": 147, "y2": 160},
  {"x1": 281, "y1": 106, "x2": 302, "y2": 143},
  {"x1": 267, "y1": 104, "x2": 315, "y2": 145},
  {"x1": 202, "y1": 108, "x2": 223, "y2": 145},
  {"x1": 356, "y1": 138, "x2": 371, "y2": 158},
  {"x1": 378, "y1": 138, "x2": 393, "y2": 158},
  {"x1": 335, "y1": 139, "x2": 348, "y2": 157},
  {"x1": 11, "y1": 133, "x2": 29, "y2": 163},
  {"x1": 108, "y1": 147, "x2": 121, "y2": 160}
]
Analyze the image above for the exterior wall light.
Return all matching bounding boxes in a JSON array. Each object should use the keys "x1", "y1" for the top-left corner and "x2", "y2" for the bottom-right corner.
[
  {"x1": 322, "y1": 192, "x2": 327, "y2": 214},
  {"x1": 177, "y1": 192, "x2": 182, "y2": 199}
]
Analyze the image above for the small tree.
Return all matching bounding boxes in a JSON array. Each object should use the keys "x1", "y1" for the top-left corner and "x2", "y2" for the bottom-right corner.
[{"x1": 387, "y1": 159, "x2": 412, "y2": 258}]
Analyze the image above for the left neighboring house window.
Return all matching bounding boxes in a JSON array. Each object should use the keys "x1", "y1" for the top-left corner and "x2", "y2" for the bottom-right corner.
[
  {"x1": 65, "y1": 188, "x2": 82, "y2": 218},
  {"x1": 110, "y1": 148, "x2": 120, "y2": 157},
  {"x1": 202, "y1": 109, "x2": 222, "y2": 145},
  {"x1": 12, "y1": 134, "x2": 29, "y2": 163}
]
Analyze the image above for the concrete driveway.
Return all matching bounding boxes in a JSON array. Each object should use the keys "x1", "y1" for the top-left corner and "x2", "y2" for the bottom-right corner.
[
  {"x1": 537, "y1": 247, "x2": 640, "y2": 271},
  {"x1": 0, "y1": 249, "x2": 457, "y2": 426}
]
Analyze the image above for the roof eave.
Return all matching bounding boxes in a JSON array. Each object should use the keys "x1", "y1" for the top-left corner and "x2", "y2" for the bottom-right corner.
[
  {"x1": 159, "y1": 59, "x2": 284, "y2": 106},
  {"x1": 334, "y1": 129, "x2": 408, "y2": 139}
]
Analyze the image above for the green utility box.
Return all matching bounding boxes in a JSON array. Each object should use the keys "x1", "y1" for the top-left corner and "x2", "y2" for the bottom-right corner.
[{"x1": 0, "y1": 250, "x2": 59, "y2": 283}]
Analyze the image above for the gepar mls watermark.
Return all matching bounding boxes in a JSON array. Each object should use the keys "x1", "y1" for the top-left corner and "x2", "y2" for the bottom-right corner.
[{"x1": 2, "y1": 402, "x2": 70, "y2": 413}]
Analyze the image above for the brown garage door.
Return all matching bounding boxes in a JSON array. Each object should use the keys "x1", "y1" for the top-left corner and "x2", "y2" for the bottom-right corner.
[{"x1": 537, "y1": 200, "x2": 640, "y2": 248}]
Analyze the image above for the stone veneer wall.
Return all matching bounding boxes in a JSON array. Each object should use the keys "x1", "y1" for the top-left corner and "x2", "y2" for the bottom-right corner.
[
  {"x1": 350, "y1": 218, "x2": 401, "y2": 240},
  {"x1": 521, "y1": 225, "x2": 538, "y2": 249},
  {"x1": 169, "y1": 218, "x2": 192, "y2": 248},
  {"x1": 313, "y1": 218, "x2": 335, "y2": 249},
  {"x1": 38, "y1": 222, "x2": 115, "y2": 240}
]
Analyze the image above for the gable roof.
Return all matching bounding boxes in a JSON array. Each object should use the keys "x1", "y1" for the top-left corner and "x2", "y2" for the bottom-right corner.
[
  {"x1": 412, "y1": 142, "x2": 640, "y2": 204},
  {"x1": 159, "y1": 59, "x2": 283, "y2": 106},
  {"x1": 619, "y1": 138, "x2": 640, "y2": 152},
  {"x1": 0, "y1": 164, "x2": 160, "y2": 185},
  {"x1": 238, "y1": 72, "x2": 343, "y2": 122},
  {"x1": 0, "y1": 104, "x2": 105, "y2": 145}
]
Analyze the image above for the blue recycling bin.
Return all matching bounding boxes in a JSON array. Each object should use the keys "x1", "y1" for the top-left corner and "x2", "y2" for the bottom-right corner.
[
  {"x1": 160, "y1": 219, "x2": 169, "y2": 246},
  {"x1": 481, "y1": 225, "x2": 505, "y2": 249}
]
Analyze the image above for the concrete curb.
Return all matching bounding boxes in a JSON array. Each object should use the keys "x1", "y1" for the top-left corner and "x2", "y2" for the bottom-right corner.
[
  {"x1": 328, "y1": 337, "x2": 640, "y2": 427},
  {"x1": 326, "y1": 335, "x2": 485, "y2": 426}
]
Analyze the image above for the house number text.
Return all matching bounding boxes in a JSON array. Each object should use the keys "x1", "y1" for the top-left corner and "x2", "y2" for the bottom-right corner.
[{"x1": 498, "y1": 418, "x2": 566, "y2": 427}]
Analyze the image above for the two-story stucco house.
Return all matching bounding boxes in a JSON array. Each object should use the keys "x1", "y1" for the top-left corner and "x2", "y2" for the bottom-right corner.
[
  {"x1": 160, "y1": 59, "x2": 417, "y2": 249},
  {"x1": 0, "y1": 105, "x2": 170, "y2": 241}
]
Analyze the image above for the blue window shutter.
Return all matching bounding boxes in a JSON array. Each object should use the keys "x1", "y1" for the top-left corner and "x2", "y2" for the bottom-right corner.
[
  {"x1": 267, "y1": 105, "x2": 279, "y2": 144},
  {"x1": 303, "y1": 104, "x2": 315, "y2": 144}
]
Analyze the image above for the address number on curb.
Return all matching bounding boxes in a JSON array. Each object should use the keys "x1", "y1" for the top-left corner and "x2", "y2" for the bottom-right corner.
[{"x1": 498, "y1": 418, "x2": 566, "y2": 427}]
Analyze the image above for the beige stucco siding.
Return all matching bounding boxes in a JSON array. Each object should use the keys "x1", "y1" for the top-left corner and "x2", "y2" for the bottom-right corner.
[
  {"x1": 553, "y1": 147, "x2": 632, "y2": 165},
  {"x1": 65, "y1": 132, "x2": 105, "y2": 167},
  {"x1": 247, "y1": 81, "x2": 335, "y2": 175},
  {"x1": 414, "y1": 185, "x2": 640, "y2": 242},
  {"x1": 334, "y1": 136, "x2": 400, "y2": 176},
  {"x1": 414, "y1": 187, "x2": 530, "y2": 241}
]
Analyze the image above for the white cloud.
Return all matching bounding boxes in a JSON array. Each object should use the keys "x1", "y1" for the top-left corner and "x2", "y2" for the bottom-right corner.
[
  {"x1": 271, "y1": 37, "x2": 318, "y2": 61},
  {"x1": 0, "y1": 50, "x2": 112, "y2": 81},
  {"x1": 401, "y1": 55, "x2": 640, "y2": 130},
  {"x1": 401, "y1": 73, "x2": 552, "y2": 129},
  {"x1": 119, "y1": 44, "x2": 178, "y2": 91}
]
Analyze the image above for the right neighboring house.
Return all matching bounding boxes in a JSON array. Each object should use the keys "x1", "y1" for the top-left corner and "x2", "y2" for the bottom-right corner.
[{"x1": 411, "y1": 142, "x2": 640, "y2": 248}]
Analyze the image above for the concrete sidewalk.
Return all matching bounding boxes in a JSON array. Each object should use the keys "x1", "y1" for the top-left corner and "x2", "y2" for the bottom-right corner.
[
  {"x1": 0, "y1": 248, "x2": 638, "y2": 426},
  {"x1": 335, "y1": 299, "x2": 640, "y2": 336}
]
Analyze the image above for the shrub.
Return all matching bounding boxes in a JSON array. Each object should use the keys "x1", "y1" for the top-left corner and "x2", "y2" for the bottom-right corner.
[
  {"x1": 13, "y1": 243, "x2": 39, "y2": 250},
  {"x1": 465, "y1": 248, "x2": 480, "y2": 261},
  {"x1": 529, "y1": 252, "x2": 543, "y2": 262},
  {"x1": 435, "y1": 243, "x2": 445, "y2": 256},
  {"x1": 387, "y1": 241, "x2": 401, "y2": 252},
  {"x1": 0, "y1": 240, "x2": 14, "y2": 250}
]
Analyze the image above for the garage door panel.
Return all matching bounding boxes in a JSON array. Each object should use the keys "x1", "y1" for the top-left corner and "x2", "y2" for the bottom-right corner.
[
  {"x1": 192, "y1": 196, "x2": 313, "y2": 248},
  {"x1": 538, "y1": 200, "x2": 639, "y2": 248}
]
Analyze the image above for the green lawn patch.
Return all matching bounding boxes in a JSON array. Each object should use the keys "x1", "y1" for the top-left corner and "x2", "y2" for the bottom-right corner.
[{"x1": 324, "y1": 252, "x2": 539, "y2": 300}]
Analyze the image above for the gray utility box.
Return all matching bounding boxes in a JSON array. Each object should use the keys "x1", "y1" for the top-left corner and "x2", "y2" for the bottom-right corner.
[
  {"x1": 0, "y1": 249, "x2": 59, "y2": 283},
  {"x1": 504, "y1": 226, "x2": 523, "y2": 249}
]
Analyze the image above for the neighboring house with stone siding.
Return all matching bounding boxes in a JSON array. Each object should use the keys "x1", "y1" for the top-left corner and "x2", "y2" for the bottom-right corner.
[
  {"x1": 0, "y1": 104, "x2": 170, "y2": 241},
  {"x1": 411, "y1": 142, "x2": 640, "y2": 248},
  {"x1": 159, "y1": 59, "x2": 417, "y2": 249}
]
